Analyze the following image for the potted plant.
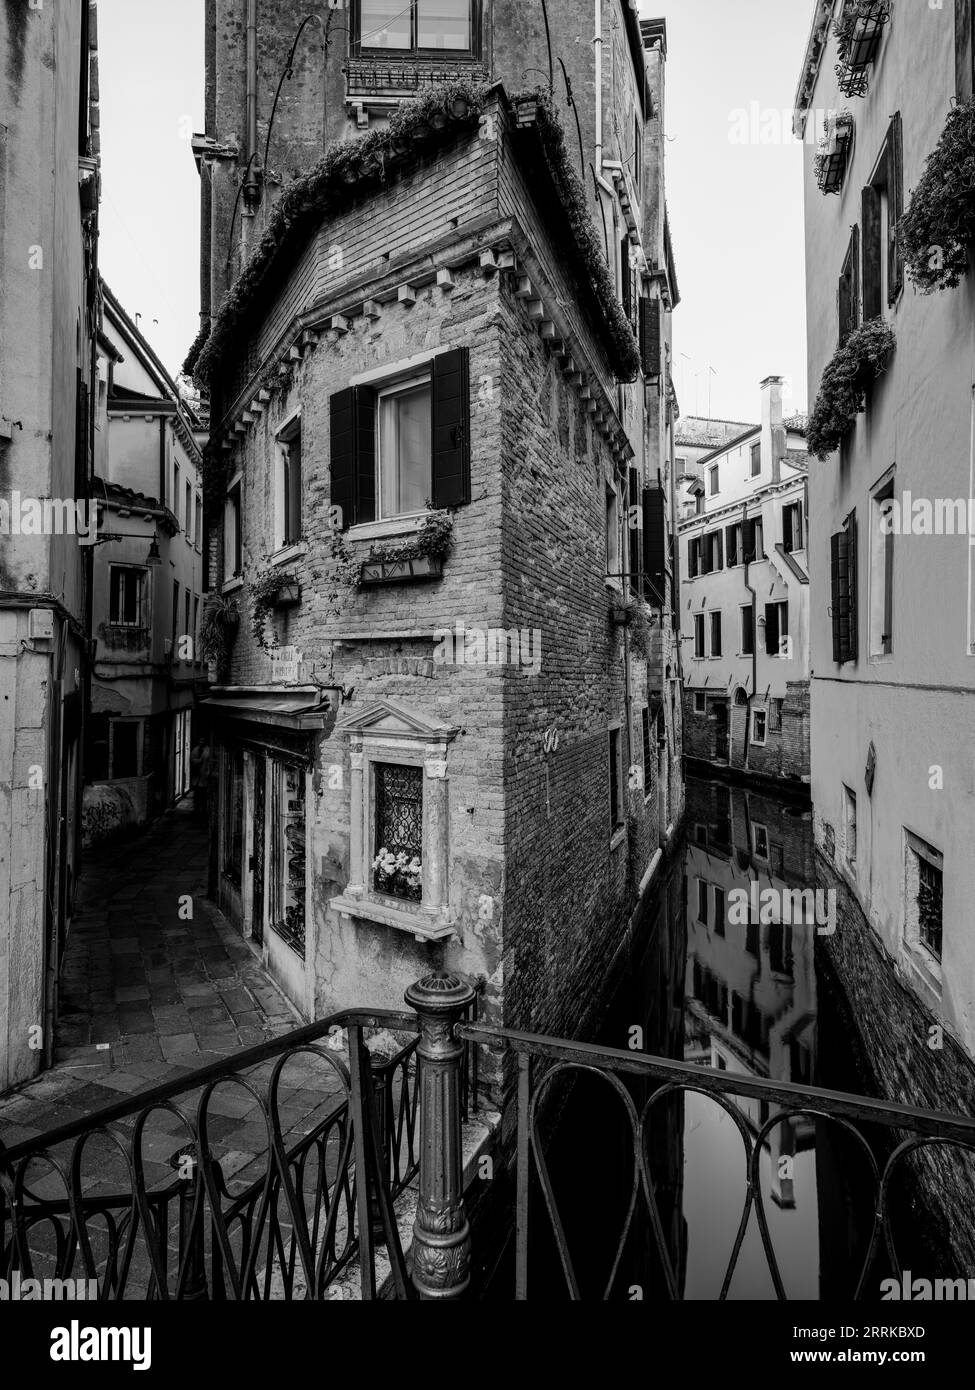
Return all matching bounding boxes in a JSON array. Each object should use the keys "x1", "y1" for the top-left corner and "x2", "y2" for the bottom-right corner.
[
  {"x1": 199, "y1": 593, "x2": 239, "y2": 680},
  {"x1": 814, "y1": 110, "x2": 854, "y2": 195},
  {"x1": 373, "y1": 847, "x2": 423, "y2": 902},
  {"x1": 833, "y1": 0, "x2": 890, "y2": 97},
  {"x1": 250, "y1": 566, "x2": 300, "y2": 653},
  {"x1": 807, "y1": 317, "x2": 896, "y2": 459},
  {"x1": 900, "y1": 96, "x2": 975, "y2": 294},
  {"x1": 360, "y1": 510, "x2": 454, "y2": 585}
]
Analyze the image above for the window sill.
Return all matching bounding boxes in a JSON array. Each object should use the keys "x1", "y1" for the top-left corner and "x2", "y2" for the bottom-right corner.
[
  {"x1": 610, "y1": 826, "x2": 627, "y2": 852},
  {"x1": 269, "y1": 542, "x2": 308, "y2": 568},
  {"x1": 348, "y1": 513, "x2": 431, "y2": 545},
  {"x1": 222, "y1": 577, "x2": 244, "y2": 594},
  {"x1": 331, "y1": 892, "x2": 456, "y2": 943},
  {"x1": 899, "y1": 940, "x2": 942, "y2": 1005}
]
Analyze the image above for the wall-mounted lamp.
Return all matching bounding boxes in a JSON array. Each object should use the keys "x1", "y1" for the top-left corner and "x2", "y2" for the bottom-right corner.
[{"x1": 94, "y1": 530, "x2": 163, "y2": 567}]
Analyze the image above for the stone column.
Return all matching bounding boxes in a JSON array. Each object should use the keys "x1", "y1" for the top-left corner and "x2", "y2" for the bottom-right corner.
[
  {"x1": 404, "y1": 971, "x2": 477, "y2": 1300},
  {"x1": 422, "y1": 751, "x2": 448, "y2": 917},
  {"x1": 348, "y1": 742, "x2": 365, "y2": 897}
]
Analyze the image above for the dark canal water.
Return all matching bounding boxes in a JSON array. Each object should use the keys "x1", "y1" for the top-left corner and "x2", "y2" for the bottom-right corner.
[{"x1": 519, "y1": 774, "x2": 941, "y2": 1301}]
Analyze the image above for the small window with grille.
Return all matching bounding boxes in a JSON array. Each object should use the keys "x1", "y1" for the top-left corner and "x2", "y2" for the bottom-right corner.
[{"x1": 373, "y1": 762, "x2": 424, "y2": 902}]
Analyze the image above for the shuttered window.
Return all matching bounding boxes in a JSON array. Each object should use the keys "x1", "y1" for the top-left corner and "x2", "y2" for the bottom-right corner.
[
  {"x1": 862, "y1": 184, "x2": 883, "y2": 321},
  {"x1": 830, "y1": 511, "x2": 858, "y2": 664},
  {"x1": 639, "y1": 297, "x2": 662, "y2": 381},
  {"x1": 329, "y1": 348, "x2": 470, "y2": 528},
  {"x1": 839, "y1": 225, "x2": 861, "y2": 345},
  {"x1": 642, "y1": 485, "x2": 666, "y2": 604},
  {"x1": 628, "y1": 467, "x2": 642, "y2": 598},
  {"x1": 886, "y1": 112, "x2": 904, "y2": 304}
]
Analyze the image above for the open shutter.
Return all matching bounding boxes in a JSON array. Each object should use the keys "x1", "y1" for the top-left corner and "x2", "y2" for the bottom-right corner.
[
  {"x1": 330, "y1": 388, "x2": 356, "y2": 530},
  {"x1": 831, "y1": 529, "x2": 852, "y2": 663},
  {"x1": 764, "y1": 602, "x2": 780, "y2": 657},
  {"x1": 639, "y1": 297, "x2": 662, "y2": 380},
  {"x1": 621, "y1": 239, "x2": 632, "y2": 320},
  {"x1": 432, "y1": 348, "x2": 470, "y2": 509},
  {"x1": 355, "y1": 386, "x2": 376, "y2": 524},
  {"x1": 628, "y1": 467, "x2": 642, "y2": 597},
  {"x1": 888, "y1": 112, "x2": 904, "y2": 303},
  {"x1": 862, "y1": 185, "x2": 882, "y2": 321},
  {"x1": 847, "y1": 512, "x2": 858, "y2": 661},
  {"x1": 642, "y1": 486, "x2": 666, "y2": 604}
]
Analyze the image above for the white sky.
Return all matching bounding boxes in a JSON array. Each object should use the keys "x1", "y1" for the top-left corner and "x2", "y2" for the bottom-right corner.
[{"x1": 98, "y1": 0, "x2": 814, "y2": 417}]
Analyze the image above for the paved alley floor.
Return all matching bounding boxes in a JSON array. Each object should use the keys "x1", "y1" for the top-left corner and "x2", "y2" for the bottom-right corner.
[{"x1": 0, "y1": 801, "x2": 345, "y2": 1194}]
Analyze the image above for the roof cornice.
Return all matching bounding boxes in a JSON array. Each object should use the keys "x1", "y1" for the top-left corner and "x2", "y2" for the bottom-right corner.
[{"x1": 793, "y1": 0, "x2": 838, "y2": 139}]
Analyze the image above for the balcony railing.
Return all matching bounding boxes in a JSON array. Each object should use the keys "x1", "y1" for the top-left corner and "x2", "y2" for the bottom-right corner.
[{"x1": 3, "y1": 971, "x2": 975, "y2": 1299}]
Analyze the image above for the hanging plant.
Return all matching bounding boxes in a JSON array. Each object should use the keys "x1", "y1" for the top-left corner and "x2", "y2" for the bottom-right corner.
[
  {"x1": 900, "y1": 96, "x2": 975, "y2": 294},
  {"x1": 807, "y1": 318, "x2": 896, "y2": 460},
  {"x1": 249, "y1": 565, "x2": 298, "y2": 653},
  {"x1": 367, "y1": 510, "x2": 454, "y2": 565},
  {"x1": 199, "y1": 593, "x2": 239, "y2": 679}
]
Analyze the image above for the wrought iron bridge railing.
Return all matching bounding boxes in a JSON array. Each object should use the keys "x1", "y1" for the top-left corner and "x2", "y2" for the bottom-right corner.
[{"x1": 3, "y1": 971, "x2": 975, "y2": 1300}]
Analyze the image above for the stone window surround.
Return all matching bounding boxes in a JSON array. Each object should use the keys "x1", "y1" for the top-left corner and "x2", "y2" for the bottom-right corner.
[
  {"x1": 331, "y1": 705, "x2": 459, "y2": 943},
  {"x1": 750, "y1": 707, "x2": 768, "y2": 746},
  {"x1": 900, "y1": 828, "x2": 944, "y2": 1001}
]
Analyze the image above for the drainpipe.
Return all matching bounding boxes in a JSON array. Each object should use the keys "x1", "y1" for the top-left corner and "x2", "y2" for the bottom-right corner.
[
  {"x1": 742, "y1": 502, "x2": 757, "y2": 773},
  {"x1": 594, "y1": 0, "x2": 603, "y2": 173},
  {"x1": 243, "y1": 0, "x2": 261, "y2": 226}
]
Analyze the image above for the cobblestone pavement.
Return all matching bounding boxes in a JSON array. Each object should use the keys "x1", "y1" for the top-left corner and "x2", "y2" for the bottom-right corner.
[{"x1": 0, "y1": 801, "x2": 345, "y2": 1205}]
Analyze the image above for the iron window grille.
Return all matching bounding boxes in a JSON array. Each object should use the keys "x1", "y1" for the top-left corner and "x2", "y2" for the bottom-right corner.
[
  {"x1": 374, "y1": 762, "x2": 423, "y2": 902},
  {"x1": 834, "y1": 0, "x2": 891, "y2": 99},
  {"x1": 815, "y1": 111, "x2": 855, "y2": 195}
]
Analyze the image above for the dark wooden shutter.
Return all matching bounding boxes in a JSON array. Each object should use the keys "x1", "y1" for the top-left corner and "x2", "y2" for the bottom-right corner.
[
  {"x1": 642, "y1": 486, "x2": 666, "y2": 603},
  {"x1": 764, "y1": 603, "x2": 780, "y2": 657},
  {"x1": 955, "y1": 0, "x2": 974, "y2": 101},
  {"x1": 355, "y1": 386, "x2": 376, "y2": 524},
  {"x1": 431, "y1": 347, "x2": 470, "y2": 509},
  {"x1": 838, "y1": 269, "x2": 852, "y2": 347},
  {"x1": 850, "y1": 224, "x2": 860, "y2": 329},
  {"x1": 828, "y1": 528, "x2": 851, "y2": 664},
  {"x1": 639, "y1": 297, "x2": 661, "y2": 380},
  {"x1": 888, "y1": 112, "x2": 904, "y2": 303},
  {"x1": 862, "y1": 185, "x2": 883, "y2": 321},
  {"x1": 329, "y1": 388, "x2": 357, "y2": 530},
  {"x1": 628, "y1": 467, "x2": 642, "y2": 596},
  {"x1": 621, "y1": 239, "x2": 632, "y2": 320}
]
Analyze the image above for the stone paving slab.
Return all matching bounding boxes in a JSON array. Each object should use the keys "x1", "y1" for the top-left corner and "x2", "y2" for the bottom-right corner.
[{"x1": 0, "y1": 801, "x2": 343, "y2": 1174}]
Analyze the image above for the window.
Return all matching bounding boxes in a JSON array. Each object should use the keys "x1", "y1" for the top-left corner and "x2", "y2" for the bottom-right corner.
[
  {"x1": 357, "y1": 0, "x2": 473, "y2": 54},
  {"x1": 769, "y1": 921, "x2": 793, "y2": 976},
  {"x1": 609, "y1": 728, "x2": 624, "y2": 832},
  {"x1": 708, "y1": 465, "x2": 719, "y2": 497},
  {"x1": 713, "y1": 886, "x2": 725, "y2": 937},
  {"x1": 110, "y1": 720, "x2": 142, "y2": 779},
  {"x1": 751, "y1": 709, "x2": 768, "y2": 746},
  {"x1": 185, "y1": 480, "x2": 193, "y2": 538},
  {"x1": 709, "y1": 611, "x2": 722, "y2": 658},
  {"x1": 222, "y1": 747, "x2": 244, "y2": 888},
  {"x1": 844, "y1": 785, "x2": 857, "y2": 866},
  {"x1": 740, "y1": 604, "x2": 755, "y2": 656},
  {"x1": 750, "y1": 442, "x2": 761, "y2": 477},
  {"x1": 171, "y1": 581, "x2": 180, "y2": 652},
  {"x1": 830, "y1": 510, "x2": 858, "y2": 664},
  {"x1": 641, "y1": 706, "x2": 654, "y2": 793},
  {"x1": 373, "y1": 762, "x2": 424, "y2": 903},
  {"x1": 694, "y1": 491, "x2": 704, "y2": 516},
  {"x1": 184, "y1": 590, "x2": 191, "y2": 658},
  {"x1": 688, "y1": 536, "x2": 702, "y2": 578},
  {"x1": 173, "y1": 461, "x2": 180, "y2": 523},
  {"x1": 769, "y1": 697, "x2": 784, "y2": 733},
  {"x1": 693, "y1": 692, "x2": 706, "y2": 713},
  {"x1": 863, "y1": 113, "x2": 904, "y2": 318},
  {"x1": 753, "y1": 823, "x2": 769, "y2": 859},
  {"x1": 764, "y1": 601, "x2": 789, "y2": 657},
  {"x1": 277, "y1": 416, "x2": 303, "y2": 547},
  {"x1": 870, "y1": 477, "x2": 895, "y2": 655},
  {"x1": 905, "y1": 832, "x2": 943, "y2": 964},
  {"x1": 697, "y1": 879, "x2": 709, "y2": 925},
  {"x1": 224, "y1": 481, "x2": 242, "y2": 580},
  {"x1": 266, "y1": 760, "x2": 308, "y2": 954},
  {"x1": 726, "y1": 523, "x2": 742, "y2": 567},
  {"x1": 782, "y1": 501, "x2": 804, "y2": 553},
  {"x1": 109, "y1": 566, "x2": 145, "y2": 626},
  {"x1": 839, "y1": 225, "x2": 861, "y2": 345},
  {"x1": 694, "y1": 613, "x2": 706, "y2": 659},
  {"x1": 633, "y1": 114, "x2": 642, "y2": 197},
  {"x1": 605, "y1": 483, "x2": 621, "y2": 582},
  {"x1": 193, "y1": 596, "x2": 200, "y2": 662},
  {"x1": 743, "y1": 516, "x2": 764, "y2": 562},
  {"x1": 701, "y1": 530, "x2": 723, "y2": 574},
  {"x1": 332, "y1": 351, "x2": 470, "y2": 527},
  {"x1": 195, "y1": 496, "x2": 203, "y2": 551}
]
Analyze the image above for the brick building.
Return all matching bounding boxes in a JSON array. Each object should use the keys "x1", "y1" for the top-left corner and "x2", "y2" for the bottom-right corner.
[
  {"x1": 189, "y1": 3, "x2": 684, "y2": 1051},
  {"x1": 0, "y1": 1, "x2": 100, "y2": 1089},
  {"x1": 677, "y1": 379, "x2": 811, "y2": 784}
]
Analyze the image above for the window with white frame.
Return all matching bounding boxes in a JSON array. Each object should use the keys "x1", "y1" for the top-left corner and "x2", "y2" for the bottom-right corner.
[
  {"x1": 844, "y1": 784, "x2": 857, "y2": 866},
  {"x1": 751, "y1": 708, "x2": 768, "y2": 745},
  {"x1": 224, "y1": 480, "x2": 242, "y2": 582},
  {"x1": 109, "y1": 566, "x2": 146, "y2": 626},
  {"x1": 276, "y1": 415, "x2": 303, "y2": 548},
  {"x1": 377, "y1": 373, "x2": 432, "y2": 519}
]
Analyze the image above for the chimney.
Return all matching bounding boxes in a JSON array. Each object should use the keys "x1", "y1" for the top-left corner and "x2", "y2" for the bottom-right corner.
[{"x1": 760, "y1": 375, "x2": 785, "y2": 484}]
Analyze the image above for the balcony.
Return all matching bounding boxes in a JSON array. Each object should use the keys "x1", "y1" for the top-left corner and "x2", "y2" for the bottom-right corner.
[{"x1": 834, "y1": 0, "x2": 891, "y2": 99}]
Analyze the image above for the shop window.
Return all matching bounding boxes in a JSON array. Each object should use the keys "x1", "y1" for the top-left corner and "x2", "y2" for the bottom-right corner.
[
  {"x1": 223, "y1": 748, "x2": 244, "y2": 888},
  {"x1": 270, "y1": 761, "x2": 307, "y2": 954}
]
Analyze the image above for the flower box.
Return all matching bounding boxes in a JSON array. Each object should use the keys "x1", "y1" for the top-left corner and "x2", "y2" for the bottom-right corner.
[
  {"x1": 815, "y1": 112, "x2": 854, "y2": 195},
  {"x1": 834, "y1": 0, "x2": 890, "y2": 98},
  {"x1": 360, "y1": 554, "x2": 444, "y2": 585}
]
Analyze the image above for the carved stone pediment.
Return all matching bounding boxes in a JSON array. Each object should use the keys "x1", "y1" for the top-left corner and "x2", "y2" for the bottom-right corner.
[{"x1": 335, "y1": 698, "x2": 459, "y2": 746}]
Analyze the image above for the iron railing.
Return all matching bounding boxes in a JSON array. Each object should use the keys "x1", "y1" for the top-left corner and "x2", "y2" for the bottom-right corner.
[
  {"x1": 4, "y1": 972, "x2": 975, "y2": 1300},
  {"x1": 456, "y1": 1021, "x2": 975, "y2": 1301},
  {"x1": 0, "y1": 1008, "x2": 424, "y2": 1301}
]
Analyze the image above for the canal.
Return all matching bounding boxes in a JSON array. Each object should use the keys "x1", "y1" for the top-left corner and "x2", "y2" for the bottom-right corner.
[{"x1": 523, "y1": 773, "x2": 948, "y2": 1301}]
